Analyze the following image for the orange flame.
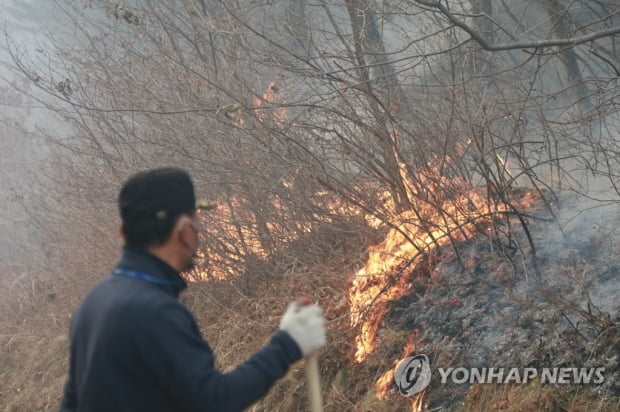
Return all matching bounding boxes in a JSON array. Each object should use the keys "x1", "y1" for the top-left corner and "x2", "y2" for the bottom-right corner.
[
  {"x1": 411, "y1": 392, "x2": 425, "y2": 412},
  {"x1": 349, "y1": 158, "x2": 512, "y2": 362},
  {"x1": 253, "y1": 81, "x2": 288, "y2": 126},
  {"x1": 190, "y1": 187, "x2": 371, "y2": 281},
  {"x1": 376, "y1": 368, "x2": 396, "y2": 400},
  {"x1": 377, "y1": 369, "x2": 425, "y2": 411},
  {"x1": 377, "y1": 332, "x2": 418, "y2": 399},
  {"x1": 353, "y1": 145, "x2": 537, "y2": 408}
]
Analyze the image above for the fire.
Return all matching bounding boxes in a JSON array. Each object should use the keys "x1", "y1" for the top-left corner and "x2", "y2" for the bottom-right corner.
[
  {"x1": 192, "y1": 80, "x2": 538, "y2": 411},
  {"x1": 376, "y1": 333, "x2": 418, "y2": 398},
  {"x1": 191, "y1": 196, "x2": 270, "y2": 281},
  {"x1": 376, "y1": 369, "x2": 396, "y2": 399},
  {"x1": 348, "y1": 146, "x2": 520, "y2": 361},
  {"x1": 253, "y1": 81, "x2": 288, "y2": 125},
  {"x1": 376, "y1": 365, "x2": 425, "y2": 412},
  {"x1": 378, "y1": 335, "x2": 425, "y2": 412},
  {"x1": 347, "y1": 145, "x2": 538, "y2": 408},
  {"x1": 190, "y1": 188, "x2": 370, "y2": 281},
  {"x1": 190, "y1": 81, "x2": 296, "y2": 281},
  {"x1": 348, "y1": 176, "x2": 505, "y2": 362},
  {"x1": 411, "y1": 393, "x2": 425, "y2": 412}
]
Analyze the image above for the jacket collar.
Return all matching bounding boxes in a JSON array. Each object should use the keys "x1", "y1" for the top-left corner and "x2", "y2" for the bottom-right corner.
[{"x1": 115, "y1": 248, "x2": 187, "y2": 297}]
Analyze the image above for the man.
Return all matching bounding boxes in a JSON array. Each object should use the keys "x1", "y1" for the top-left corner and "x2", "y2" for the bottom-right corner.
[{"x1": 60, "y1": 167, "x2": 326, "y2": 411}]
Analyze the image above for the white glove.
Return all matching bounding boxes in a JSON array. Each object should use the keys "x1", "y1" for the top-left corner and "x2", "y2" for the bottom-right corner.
[{"x1": 279, "y1": 302, "x2": 326, "y2": 357}]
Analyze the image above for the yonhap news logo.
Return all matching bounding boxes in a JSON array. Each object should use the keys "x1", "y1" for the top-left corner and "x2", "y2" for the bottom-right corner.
[
  {"x1": 393, "y1": 354, "x2": 605, "y2": 397},
  {"x1": 393, "y1": 354, "x2": 432, "y2": 396},
  {"x1": 437, "y1": 366, "x2": 606, "y2": 385}
]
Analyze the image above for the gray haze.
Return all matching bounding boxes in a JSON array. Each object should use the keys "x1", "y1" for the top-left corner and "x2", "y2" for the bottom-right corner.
[
  {"x1": 1, "y1": 1, "x2": 618, "y2": 272},
  {"x1": 0, "y1": 1, "x2": 70, "y2": 272}
]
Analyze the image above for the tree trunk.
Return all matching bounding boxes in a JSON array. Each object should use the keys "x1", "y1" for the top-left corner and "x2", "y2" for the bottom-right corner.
[
  {"x1": 543, "y1": 0, "x2": 589, "y2": 108},
  {"x1": 470, "y1": 0, "x2": 494, "y2": 74},
  {"x1": 345, "y1": 0, "x2": 411, "y2": 213}
]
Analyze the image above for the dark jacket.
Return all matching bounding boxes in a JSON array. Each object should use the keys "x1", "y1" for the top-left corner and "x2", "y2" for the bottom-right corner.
[{"x1": 60, "y1": 249, "x2": 301, "y2": 412}]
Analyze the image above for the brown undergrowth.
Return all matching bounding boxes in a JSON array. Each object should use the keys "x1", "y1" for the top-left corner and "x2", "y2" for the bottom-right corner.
[
  {"x1": 1, "y1": 207, "x2": 619, "y2": 411},
  {"x1": 0, "y1": 272, "x2": 72, "y2": 411}
]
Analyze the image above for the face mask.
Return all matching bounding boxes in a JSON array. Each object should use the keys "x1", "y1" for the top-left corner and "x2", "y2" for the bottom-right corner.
[{"x1": 177, "y1": 217, "x2": 199, "y2": 273}]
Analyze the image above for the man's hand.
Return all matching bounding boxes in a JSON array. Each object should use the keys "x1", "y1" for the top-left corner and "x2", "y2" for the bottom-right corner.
[{"x1": 279, "y1": 301, "x2": 326, "y2": 357}]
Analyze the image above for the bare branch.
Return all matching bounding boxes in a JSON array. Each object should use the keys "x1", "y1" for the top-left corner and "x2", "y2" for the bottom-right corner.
[{"x1": 415, "y1": 0, "x2": 620, "y2": 51}]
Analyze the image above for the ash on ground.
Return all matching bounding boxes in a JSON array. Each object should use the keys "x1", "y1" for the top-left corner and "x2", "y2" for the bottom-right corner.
[{"x1": 388, "y1": 196, "x2": 620, "y2": 410}]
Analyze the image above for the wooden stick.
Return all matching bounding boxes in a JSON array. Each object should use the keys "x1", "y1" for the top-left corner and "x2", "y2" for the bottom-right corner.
[
  {"x1": 295, "y1": 296, "x2": 323, "y2": 412},
  {"x1": 305, "y1": 353, "x2": 323, "y2": 412}
]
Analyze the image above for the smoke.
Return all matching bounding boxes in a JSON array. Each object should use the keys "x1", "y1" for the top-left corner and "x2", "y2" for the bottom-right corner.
[{"x1": 0, "y1": 1, "x2": 74, "y2": 275}]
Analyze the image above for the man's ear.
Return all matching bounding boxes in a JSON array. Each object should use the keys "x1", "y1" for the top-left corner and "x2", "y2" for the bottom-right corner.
[
  {"x1": 175, "y1": 216, "x2": 195, "y2": 244},
  {"x1": 176, "y1": 216, "x2": 190, "y2": 233},
  {"x1": 175, "y1": 216, "x2": 194, "y2": 248}
]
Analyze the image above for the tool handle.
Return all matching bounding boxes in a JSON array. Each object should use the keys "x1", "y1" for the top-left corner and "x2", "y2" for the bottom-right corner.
[
  {"x1": 305, "y1": 353, "x2": 323, "y2": 412},
  {"x1": 296, "y1": 296, "x2": 323, "y2": 412}
]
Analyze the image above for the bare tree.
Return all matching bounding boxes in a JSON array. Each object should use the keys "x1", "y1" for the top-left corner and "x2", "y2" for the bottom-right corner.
[
  {"x1": 6, "y1": 0, "x2": 619, "y2": 280},
  {"x1": 3, "y1": 2, "x2": 620, "y2": 410}
]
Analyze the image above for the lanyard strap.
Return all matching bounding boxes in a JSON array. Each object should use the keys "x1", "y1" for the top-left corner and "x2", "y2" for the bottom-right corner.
[{"x1": 112, "y1": 268, "x2": 185, "y2": 286}]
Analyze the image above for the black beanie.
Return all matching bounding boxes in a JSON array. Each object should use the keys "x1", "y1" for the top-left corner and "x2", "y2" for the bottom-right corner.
[{"x1": 118, "y1": 168, "x2": 198, "y2": 224}]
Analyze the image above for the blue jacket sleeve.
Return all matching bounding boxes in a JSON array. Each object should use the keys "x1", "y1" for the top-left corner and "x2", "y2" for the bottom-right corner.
[
  {"x1": 139, "y1": 301, "x2": 302, "y2": 412},
  {"x1": 60, "y1": 323, "x2": 77, "y2": 412},
  {"x1": 59, "y1": 370, "x2": 77, "y2": 412}
]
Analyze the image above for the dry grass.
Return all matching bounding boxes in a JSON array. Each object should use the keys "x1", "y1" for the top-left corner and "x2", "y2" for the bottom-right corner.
[
  {"x1": 0, "y1": 272, "x2": 71, "y2": 411},
  {"x1": 459, "y1": 381, "x2": 620, "y2": 412},
  {"x1": 183, "y1": 240, "x2": 364, "y2": 411},
  {"x1": 1, "y1": 220, "x2": 619, "y2": 411}
]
